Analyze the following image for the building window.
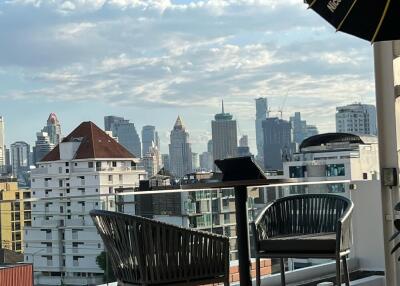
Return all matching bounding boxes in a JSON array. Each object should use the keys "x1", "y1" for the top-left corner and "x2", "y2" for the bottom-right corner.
[
  {"x1": 88, "y1": 162, "x2": 94, "y2": 168},
  {"x1": 66, "y1": 169, "x2": 69, "y2": 173},
  {"x1": 112, "y1": 161, "x2": 117, "y2": 167},
  {"x1": 363, "y1": 173, "x2": 368, "y2": 180},
  {"x1": 326, "y1": 164, "x2": 345, "y2": 177},
  {"x1": 65, "y1": 162, "x2": 69, "y2": 167},
  {"x1": 108, "y1": 175, "x2": 113, "y2": 182},
  {"x1": 74, "y1": 163, "x2": 78, "y2": 166},
  {"x1": 289, "y1": 166, "x2": 306, "y2": 178}
]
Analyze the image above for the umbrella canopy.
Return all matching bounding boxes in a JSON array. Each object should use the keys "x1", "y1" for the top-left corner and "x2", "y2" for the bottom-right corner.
[{"x1": 305, "y1": 0, "x2": 400, "y2": 42}]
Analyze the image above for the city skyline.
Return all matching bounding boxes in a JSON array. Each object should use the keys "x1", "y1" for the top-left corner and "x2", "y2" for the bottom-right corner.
[{"x1": 0, "y1": 0, "x2": 375, "y2": 155}]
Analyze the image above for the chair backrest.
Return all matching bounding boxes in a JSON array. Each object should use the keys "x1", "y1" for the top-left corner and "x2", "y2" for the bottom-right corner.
[
  {"x1": 90, "y1": 210, "x2": 229, "y2": 285},
  {"x1": 258, "y1": 194, "x2": 351, "y2": 238}
]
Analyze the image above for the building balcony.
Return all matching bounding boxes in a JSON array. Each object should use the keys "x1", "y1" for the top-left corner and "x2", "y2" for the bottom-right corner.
[{"x1": 21, "y1": 179, "x2": 389, "y2": 286}]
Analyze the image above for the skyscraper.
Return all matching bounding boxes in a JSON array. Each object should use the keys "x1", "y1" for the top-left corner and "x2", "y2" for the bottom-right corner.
[
  {"x1": 10, "y1": 141, "x2": 30, "y2": 183},
  {"x1": 0, "y1": 116, "x2": 5, "y2": 168},
  {"x1": 212, "y1": 101, "x2": 237, "y2": 169},
  {"x1": 238, "y1": 135, "x2": 251, "y2": 157},
  {"x1": 104, "y1": 116, "x2": 142, "y2": 157},
  {"x1": 262, "y1": 117, "x2": 294, "y2": 170},
  {"x1": 142, "y1": 125, "x2": 160, "y2": 156},
  {"x1": 289, "y1": 112, "x2": 319, "y2": 147},
  {"x1": 42, "y1": 113, "x2": 62, "y2": 145},
  {"x1": 336, "y1": 103, "x2": 377, "y2": 135},
  {"x1": 169, "y1": 116, "x2": 192, "y2": 177},
  {"x1": 143, "y1": 144, "x2": 161, "y2": 177},
  {"x1": 255, "y1": 98, "x2": 268, "y2": 161},
  {"x1": 161, "y1": 154, "x2": 170, "y2": 171},
  {"x1": 33, "y1": 132, "x2": 55, "y2": 164}
]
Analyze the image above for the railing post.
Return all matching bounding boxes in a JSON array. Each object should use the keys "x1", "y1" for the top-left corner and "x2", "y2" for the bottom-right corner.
[{"x1": 234, "y1": 185, "x2": 251, "y2": 286}]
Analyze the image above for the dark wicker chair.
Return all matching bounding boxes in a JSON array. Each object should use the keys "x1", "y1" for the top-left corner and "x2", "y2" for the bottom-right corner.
[
  {"x1": 90, "y1": 210, "x2": 230, "y2": 286},
  {"x1": 251, "y1": 194, "x2": 354, "y2": 286}
]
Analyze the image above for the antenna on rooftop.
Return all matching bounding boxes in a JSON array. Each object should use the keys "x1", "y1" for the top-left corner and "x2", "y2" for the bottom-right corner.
[{"x1": 222, "y1": 99, "x2": 225, "y2": 113}]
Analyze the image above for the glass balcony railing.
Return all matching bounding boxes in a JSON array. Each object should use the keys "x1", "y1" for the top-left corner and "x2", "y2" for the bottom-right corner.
[{"x1": 3, "y1": 179, "x2": 386, "y2": 286}]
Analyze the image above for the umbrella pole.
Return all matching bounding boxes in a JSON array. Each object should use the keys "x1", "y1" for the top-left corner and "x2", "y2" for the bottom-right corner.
[{"x1": 373, "y1": 41, "x2": 400, "y2": 285}]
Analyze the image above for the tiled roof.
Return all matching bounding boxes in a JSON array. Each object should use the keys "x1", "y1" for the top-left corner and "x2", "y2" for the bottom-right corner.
[{"x1": 40, "y1": 121, "x2": 135, "y2": 162}]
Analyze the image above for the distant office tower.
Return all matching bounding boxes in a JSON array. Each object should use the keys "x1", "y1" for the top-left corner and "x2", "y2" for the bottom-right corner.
[
  {"x1": 104, "y1": 116, "x2": 141, "y2": 157},
  {"x1": 33, "y1": 132, "x2": 55, "y2": 163},
  {"x1": 262, "y1": 117, "x2": 294, "y2": 170},
  {"x1": 10, "y1": 141, "x2": 30, "y2": 183},
  {"x1": 239, "y1": 135, "x2": 249, "y2": 147},
  {"x1": 42, "y1": 113, "x2": 62, "y2": 145},
  {"x1": 199, "y1": 152, "x2": 213, "y2": 171},
  {"x1": 169, "y1": 116, "x2": 192, "y2": 177},
  {"x1": 0, "y1": 116, "x2": 4, "y2": 168},
  {"x1": 143, "y1": 145, "x2": 161, "y2": 177},
  {"x1": 255, "y1": 98, "x2": 268, "y2": 161},
  {"x1": 207, "y1": 140, "x2": 213, "y2": 154},
  {"x1": 161, "y1": 154, "x2": 170, "y2": 171},
  {"x1": 306, "y1": 125, "x2": 319, "y2": 138},
  {"x1": 237, "y1": 135, "x2": 251, "y2": 157},
  {"x1": 336, "y1": 103, "x2": 377, "y2": 135},
  {"x1": 142, "y1": 125, "x2": 160, "y2": 155},
  {"x1": 212, "y1": 101, "x2": 238, "y2": 169},
  {"x1": 192, "y1": 152, "x2": 199, "y2": 170}
]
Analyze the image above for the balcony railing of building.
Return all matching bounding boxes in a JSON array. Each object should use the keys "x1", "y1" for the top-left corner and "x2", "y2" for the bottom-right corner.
[{"x1": 3, "y1": 179, "x2": 387, "y2": 286}]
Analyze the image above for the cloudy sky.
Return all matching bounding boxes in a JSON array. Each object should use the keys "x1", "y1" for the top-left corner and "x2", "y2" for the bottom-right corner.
[{"x1": 0, "y1": 0, "x2": 376, "y2": 154}]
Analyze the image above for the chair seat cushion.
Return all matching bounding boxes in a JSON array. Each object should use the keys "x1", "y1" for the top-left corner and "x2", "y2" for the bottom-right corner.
[{"x1": 258, "y1": 232, "x2": 336, "y2": 254}]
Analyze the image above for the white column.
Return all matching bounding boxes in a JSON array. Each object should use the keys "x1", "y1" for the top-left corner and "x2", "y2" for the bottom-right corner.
[{"x1": 374, "y1": 41, "x2": 400, "y2": 285}]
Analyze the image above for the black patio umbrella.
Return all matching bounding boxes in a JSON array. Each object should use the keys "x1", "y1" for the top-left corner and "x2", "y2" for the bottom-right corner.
[{"x1": 305, "y1": 0, "x2": 400, "y2": 42}]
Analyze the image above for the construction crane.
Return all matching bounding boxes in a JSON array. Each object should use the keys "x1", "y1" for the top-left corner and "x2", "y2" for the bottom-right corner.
[{"x1": 268, "y1": 89, "x2": 290, "y2": 119}]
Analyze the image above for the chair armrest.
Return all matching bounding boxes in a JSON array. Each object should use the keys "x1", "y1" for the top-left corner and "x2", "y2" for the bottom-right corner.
[{"x1": 337, "y1": 201, "x2": 354, "y2": 253}]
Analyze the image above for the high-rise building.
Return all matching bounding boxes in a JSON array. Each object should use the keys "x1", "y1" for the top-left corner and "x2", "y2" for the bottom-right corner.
[
  {"x1": 143, "y1": 144, "x2": 161, "y2": 177},
  {"x1": 104, "y1": 116, "x2": 141, "y2": 157},
  {"x1": 161, "y1": 154, "x2": 170, "y2": 171},
  {"x1": 42, "y1": 113, "x2": 62, "y2": 145},
  {"x1": 10, "y1": 141, "x2": 30, "y2": 185},
  {"x1": 255, "y1": 98, "x2": 268, "y2": 161},
  {"x1": 289, "y1": 112, "x2": 319, "y2": 146},
  {"x1": 0, "y1": 177, "x2": 31, "y2": 253},
  {"x1": 33, "y1": 131, "x2": 55, "y2": 164},
  {"x1": 169, "y1": 116, "x2": 192, "y2": 178},
  {"x1": 237, "y1": 135, "x2": 251, "y2": 157},
  {"x1": 0, "y1": 116, "x2": 5, "y2": 168},
  {"x1": 336, "y1": 103, "x2": 377, "y2": 135},
  {"x1": 306, "y1": 125, "x2": 319, "y2": 138},
  {"x1": 25, "y1": 121, "x2": 146, "y2": 286},
  {"x1": 142, "y1": 125, "x2": 160, "y2": 156},
  {"x1": 192, "y1": 152, "x2": 199, "y2": 170},
  {"x1": 262, "y1": 117, "x2": 295, "y2": 170},
  {"x1": 212, "y1": 101, "x2": 237, "y2": 169},
  {"x1": 199, "y1": 152, "x2": 213, "y2": 171},
  {"x1": 207, "y1": 140, "x2": 213, "y2": 154}
]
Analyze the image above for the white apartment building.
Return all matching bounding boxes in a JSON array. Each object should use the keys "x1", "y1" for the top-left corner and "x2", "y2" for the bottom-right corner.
[
  {"x1": 335, "y1": 103, "x2": 377, "y2": 136},
  {"x1": 283, "y1": 132, "x2": 379, "y2": 186},
  {"x1": 24, "y1": 121, "x2": 146, "y2": 286}
]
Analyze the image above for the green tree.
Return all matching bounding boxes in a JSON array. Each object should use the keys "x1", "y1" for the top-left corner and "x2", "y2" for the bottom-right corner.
[{"x1": 96, "y1": 251, "x2": 115, "y2": 283}]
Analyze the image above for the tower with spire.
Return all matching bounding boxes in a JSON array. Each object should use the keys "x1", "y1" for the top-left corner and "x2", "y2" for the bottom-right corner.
[
  {"x1": 211, "y1": 101, "x2": 238, "y2": 170},
  {"x1": 168, "y1": 116, "x2": 193, "y2": 177}
]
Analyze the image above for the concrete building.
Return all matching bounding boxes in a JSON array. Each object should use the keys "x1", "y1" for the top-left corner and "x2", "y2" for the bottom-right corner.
[
  {"x1": 262, "y1": 117, "x2": 294, "y2": 170},
  {"x1": 24, "y1": 121, "x2": 146, "y2": 286},
  {"x1": 255, "y1": 98, "x2": 268, "y2": 162},
  {"x1": 169, "y1": 116, "x2": 192, "y2": 178},
  {"x1": 104, "y1": 116, "x2": 141, "y2": 158},
  {"x1": 33, "y1": 132, "x2": 55, "y2": 164},
  {"x1": 0, "y1": 116, "x2": 5, "y2": 170},
  {"x1": 10, "y1": 141, "x2": 30, "y2": 186},
  {"x1": 192, "y1": 152, "x2": 199, "y2": 170},
  {"x1": 42, "y1": 113, "x2": 62, "y2": 145},
  {"x1": 306, "y1": 125, "x2": 319, "y2": 138},
  {"x1": 142, "y1": 125, "x2": 160, "y2": 156},
  {"x1": 284, "y1": 133, "x2": 379, "y2": 184},
  {"x1": 0, "y1": 178, "x2": 31, "y2": 253},
  {"x1": 336, "y1": 103, "x2": 377, "y2": 135},
  {"x1": 211, "y1": 101, "x2": 237, "y2": 170}
]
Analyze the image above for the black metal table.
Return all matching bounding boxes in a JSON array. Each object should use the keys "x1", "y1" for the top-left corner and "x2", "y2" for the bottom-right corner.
[{"x1": 183, "y1": 178, "x2": 280, "y2": 286}]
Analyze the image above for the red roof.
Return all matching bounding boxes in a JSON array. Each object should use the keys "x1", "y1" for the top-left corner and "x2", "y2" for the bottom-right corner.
[{"x1": 40, "y1": 121, "x2": 135, "y2": 162}]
